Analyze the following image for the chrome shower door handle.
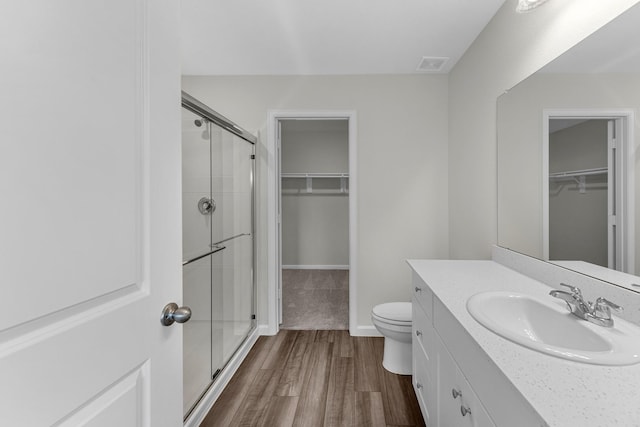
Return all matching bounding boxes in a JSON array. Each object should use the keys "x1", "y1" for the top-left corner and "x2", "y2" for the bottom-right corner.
[{"x1": 161, "y1": 303, "x2": 192, "y2": 326}]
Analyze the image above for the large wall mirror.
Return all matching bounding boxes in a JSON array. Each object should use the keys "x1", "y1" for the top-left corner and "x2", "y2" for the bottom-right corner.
[{"x1": 497, "y1": 3, "x2": 640, "y2": 292}]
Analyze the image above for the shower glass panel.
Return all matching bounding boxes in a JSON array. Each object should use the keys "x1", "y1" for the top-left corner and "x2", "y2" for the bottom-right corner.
[
  {"x1": 182, "y1": 108, "x2": 213, "y2": 417},
  {"x1": 210, "y1": 126, "x2": 254, "y2": 369},
  {"x1": 212, "y1": 234, "x2": 254, "y2": 370},
  {"x1": 181, "y1": 101, "x2": 256, "y2": 420},
  {"x1": 182, "y1": 256, "x2": 212, "y2": 415}
]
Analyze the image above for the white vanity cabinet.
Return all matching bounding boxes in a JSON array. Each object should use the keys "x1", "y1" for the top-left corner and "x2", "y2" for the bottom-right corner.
[
  {"x1": 412, "y1": 277, "x2": 436, "y2": 426},
  {"x1": 436, "y1": 336, "x2": 495, "y2": 427},
  {"x1": 411, "y1": 271, "x2": 543, "y2": 427}
]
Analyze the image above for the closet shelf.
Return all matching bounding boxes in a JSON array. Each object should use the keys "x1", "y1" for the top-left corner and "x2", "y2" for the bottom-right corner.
[
  {"x1": 549, "y1": 167, "x2": 607, "y2": 194},
  {"x1": 281, "y1": 173, "x2": 349, "y2": 194}
]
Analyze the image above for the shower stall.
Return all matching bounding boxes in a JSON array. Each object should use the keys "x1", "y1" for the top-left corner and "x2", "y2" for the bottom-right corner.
[{"x1": 180, "y1": 92, "x2": 256, "y2": 420}]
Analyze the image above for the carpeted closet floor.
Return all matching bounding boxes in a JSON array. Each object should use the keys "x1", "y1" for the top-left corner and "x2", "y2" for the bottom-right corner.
[{"x1": 281, "y1": 269, "x2": 349, "y2": 330}]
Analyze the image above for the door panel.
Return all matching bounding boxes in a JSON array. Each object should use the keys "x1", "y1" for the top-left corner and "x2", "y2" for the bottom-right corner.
[
  {"x1": 0, "y1": 0, "x2": 141, "y2": 331},
  {"x1": 0, "y1": 0, "x2": 181, "y2": 425}
]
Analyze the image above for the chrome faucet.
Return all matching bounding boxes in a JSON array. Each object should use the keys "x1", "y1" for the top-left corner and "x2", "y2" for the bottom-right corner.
[{"x1": 549, "y1": 283, "x2": 622, "y2": 327}]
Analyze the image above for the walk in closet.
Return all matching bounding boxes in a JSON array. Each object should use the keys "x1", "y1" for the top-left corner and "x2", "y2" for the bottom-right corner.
[
  {"x1": 279, "y1": 119, "x2": 350, "y2": 329},
  {"x1": 548, "y1": 119, "x2": 610, "y2": 268}
]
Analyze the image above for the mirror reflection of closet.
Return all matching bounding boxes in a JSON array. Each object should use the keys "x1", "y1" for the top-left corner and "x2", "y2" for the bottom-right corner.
[
  {"x1": 279, "y1": 119, "x2": 350, "y2": 330},
  {"x1": 545, "y1": 116, "x2": 627, "y2": 272}
]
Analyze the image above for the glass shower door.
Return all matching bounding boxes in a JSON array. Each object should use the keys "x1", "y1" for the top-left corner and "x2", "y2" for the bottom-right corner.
[
  {"x1": 181, "y1": 102, "x2": 256, "y2": 420},
  {"x1": 210, "y1": 124, "x2": 255, "y2": 374},
  {"x1": 181, "y1": 108, "x2": 213, "y2": 417}
]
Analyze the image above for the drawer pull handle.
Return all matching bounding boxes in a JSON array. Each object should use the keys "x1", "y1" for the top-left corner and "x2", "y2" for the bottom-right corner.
[
  {"x1": 451, "y1": 388, "x2": 462, "y2": 399},
  {"x1": 460, "y1": 406, "x2": 472, "y2": 417},
  {"x1": 415, "y1": 286, "x2": 422, "y2": 292},
  {"x1": 415, "y1": 330, "x2": 422, "y2": 337},
  {"x1": 416, "y1": 382, "x2": 423, "y2": 389}
]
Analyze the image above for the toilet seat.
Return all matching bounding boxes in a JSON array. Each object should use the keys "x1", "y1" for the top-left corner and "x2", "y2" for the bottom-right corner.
[{"x1": 372, "y1": 302, "x2": 412, "y2": 325}]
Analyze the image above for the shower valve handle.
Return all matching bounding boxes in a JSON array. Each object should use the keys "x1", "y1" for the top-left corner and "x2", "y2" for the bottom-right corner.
[{"x1": 198, "y1": 197, "x2": 216, "y2": 215}]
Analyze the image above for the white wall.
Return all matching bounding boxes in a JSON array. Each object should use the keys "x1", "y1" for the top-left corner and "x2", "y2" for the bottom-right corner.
[
  {"x1": 182, "y1": 75, "x2": 449, "y2": 329},
  {"x1": 448, "y1": 0, "x2": 640, "y2": 259}
]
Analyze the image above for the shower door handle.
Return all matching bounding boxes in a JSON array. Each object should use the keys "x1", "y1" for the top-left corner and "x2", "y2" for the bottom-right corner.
[{"x1": 160, "y1": 302, "x2": 192, "y2": 326}]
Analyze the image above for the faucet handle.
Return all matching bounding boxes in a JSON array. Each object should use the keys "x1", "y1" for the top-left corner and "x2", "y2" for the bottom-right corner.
[
  {"x1": 560, "y1": 283, "x2": 582, "y2": 296},
  {"x1": 593, "y1": 297, "x2": 623, "y2": 315}
]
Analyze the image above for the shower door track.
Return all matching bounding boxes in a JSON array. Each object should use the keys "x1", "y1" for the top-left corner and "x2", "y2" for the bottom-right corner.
[{"x1": 181, "y1": 91, "x2": 257, "y2": 145}]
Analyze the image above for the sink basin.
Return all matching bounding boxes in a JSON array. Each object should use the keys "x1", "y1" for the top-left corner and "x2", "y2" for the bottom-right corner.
[{"x1": 466, "y1": 291, "x2": 640, "y2": 365}]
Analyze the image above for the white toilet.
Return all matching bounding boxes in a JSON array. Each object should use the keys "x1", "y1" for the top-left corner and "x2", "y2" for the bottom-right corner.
[{"x1": 371, "y1": 302, "x2": 412, "y2": 375}]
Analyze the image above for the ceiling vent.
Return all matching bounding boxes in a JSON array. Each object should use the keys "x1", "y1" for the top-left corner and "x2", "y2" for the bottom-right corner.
[{"x1": 416, "y1": 56, "x2": 449, "y2": 72}]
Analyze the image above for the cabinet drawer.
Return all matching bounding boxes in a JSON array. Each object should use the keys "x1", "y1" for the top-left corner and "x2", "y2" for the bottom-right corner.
[
  {"x1": 412, "y1": 301, "x2": 434, "y2": 363},
  {"x1": 412, "y1": 272, "x2": 433, "y2": 318},
  {"x1": 437, "y1": 336, "x2": 495, "y2": 427},
  {"x1": 413, "y1": 337, "x2": 435, "y2": 426}
]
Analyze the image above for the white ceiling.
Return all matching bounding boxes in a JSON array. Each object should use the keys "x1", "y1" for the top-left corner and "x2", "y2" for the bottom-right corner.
[{"x1": 181, "y1": 0, "x2": 506, "y2": 75}]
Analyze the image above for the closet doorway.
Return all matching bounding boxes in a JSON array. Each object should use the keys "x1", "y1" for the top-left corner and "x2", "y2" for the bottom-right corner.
[
  {"x1": 542, "y1": 110, "x2": 635, "y2": 273},
  {"x1": 268, "y1": 112, "x2": 357, "y2": 334}
]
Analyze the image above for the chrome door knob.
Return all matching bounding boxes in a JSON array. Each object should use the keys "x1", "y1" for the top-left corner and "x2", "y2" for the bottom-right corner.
[{"x1": 161, "y1": 303, "x2": 192, "y2": 326}]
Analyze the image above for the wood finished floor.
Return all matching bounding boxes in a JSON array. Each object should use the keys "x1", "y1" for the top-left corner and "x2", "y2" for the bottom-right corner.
[{"x1": 200, "y1": 330, "x2": 425, "y2": 427}]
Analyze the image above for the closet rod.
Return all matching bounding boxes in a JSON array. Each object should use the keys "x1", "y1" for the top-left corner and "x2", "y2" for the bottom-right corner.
[
  {"x1": 281, "y1": 173, "x2": 349, "y2": 178},
  {"x1": 549, "y1": 167, "x2": 607, "y2": 179}
]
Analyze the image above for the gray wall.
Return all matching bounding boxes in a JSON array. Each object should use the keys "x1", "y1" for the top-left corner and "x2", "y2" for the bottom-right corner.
[
  {"x1": 549, "y1": 120, "x2": 608, "y2": 266},
  {"x1": 281, "y1": 120, "x2": 349, "y2": 267},
  {"x1": 448, "y1": 0, "x2": 639, "y2": 260},
  {"x1": 182, "y1": 74, "x2": 450, "y2": 329}
]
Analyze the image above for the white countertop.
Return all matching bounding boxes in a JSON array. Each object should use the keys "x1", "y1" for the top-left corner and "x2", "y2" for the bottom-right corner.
[{"x1": 407, "y1": 259, "x2": 640, "y2": 427}]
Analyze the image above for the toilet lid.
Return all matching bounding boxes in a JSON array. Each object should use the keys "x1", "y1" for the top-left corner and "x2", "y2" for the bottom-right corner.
[{"x1": 372, "y1": 302, "x2": 412, "y2": 322}]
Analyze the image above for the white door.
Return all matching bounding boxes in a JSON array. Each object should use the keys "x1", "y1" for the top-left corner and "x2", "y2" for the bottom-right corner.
[
  {"x1": 276, "y1": 120, "x2": 283, "y2": 325},
  {"x1": 0, "y1": 1, "x2": 182, "y2": 426},
  {"x1": 607, "y1": 119, "x2": 624, "y2": 271}
]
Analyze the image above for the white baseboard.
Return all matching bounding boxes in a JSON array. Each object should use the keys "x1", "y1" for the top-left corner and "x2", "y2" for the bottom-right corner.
[
  {"x1": 258, "y1": 323, "x2": 276, "y2": 336},
  {"x1": 282, "y1": 264, "x2": 350, "y2": 270},
  {"x1": 183, "y1": 327, "x2": 260, "y2": 427},
  {"x1": 260, "y1": 322, "x2": 380, "y2": 337},
  {"x1": 349, "y1": 325, "x2": 382, "y2": 337}
]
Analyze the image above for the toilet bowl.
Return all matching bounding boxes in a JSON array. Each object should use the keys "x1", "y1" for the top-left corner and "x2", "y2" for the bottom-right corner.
[{"x1": 371, "y1": 302, "x2": 412, "y2": 375}]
